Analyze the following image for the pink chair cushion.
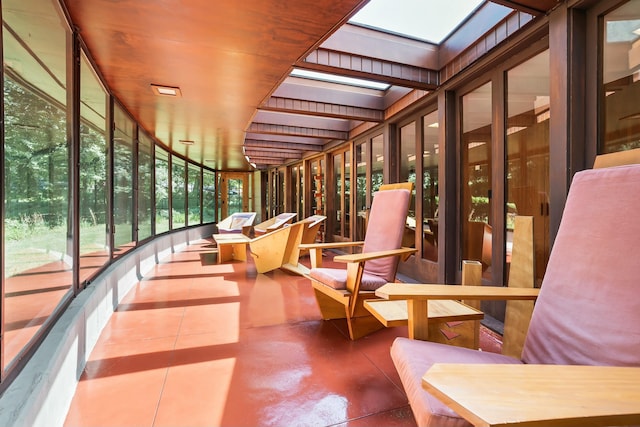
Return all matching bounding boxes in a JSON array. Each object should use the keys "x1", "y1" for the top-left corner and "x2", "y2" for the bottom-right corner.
[
  {"x1": 522, "y1": 165, "x2": 640, "y2": 366},
  {"x1": 308, "y1": 268, "x2": 387, "y2": 291},
  {"x1": 391, "y1": 337, "x2": 522, "y2": 427},
  {"x1": 362, "y1": 189, "x2": 411, "y2": 282}
]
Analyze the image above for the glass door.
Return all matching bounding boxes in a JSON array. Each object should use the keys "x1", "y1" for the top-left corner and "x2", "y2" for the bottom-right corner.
[
  {"x1": 219, "y1": 172, "x2": 250, "y2": 219},
  {"x1": 461, "y1": 82, "x2": 493, "y2": 279}
]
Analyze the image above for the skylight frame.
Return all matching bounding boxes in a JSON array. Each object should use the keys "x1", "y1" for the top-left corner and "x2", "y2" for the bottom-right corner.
[
  {"x1": 290, "y1": 68, "x2": 390, "y2": 91},
  {"x1": 348, "y1": 0, "x2": 485, "y2": 44}
]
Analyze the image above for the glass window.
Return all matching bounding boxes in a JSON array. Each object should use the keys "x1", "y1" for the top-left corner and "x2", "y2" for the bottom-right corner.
[
  {"x1": 422, "y1": 111, "x2": 439, "y2": 261},
  {"x1": 371, "y1": 134, "x2": 384, "y2": 194},
  {"x1": 461, "y1": 82, "x2": 493, "y2": 277},
  {"x1": 399, "y1": 122, "x2": 417, "y2": 246},
  {"x1": 171, "y1": 155, "x2": 186, "y2": 229},
  {"x1": 2, "y1": 0, "x2": 71, "y2": 368},
  {"x1": 79, "y1": 52, "x2": 109, "y2": 283},
  {"x1": 113, "y1": 104, "x2": 135, "y2": 255},
  {"x1": 506, "y1": 50, "x2": 550, "y2": 286},
  {"x1": 310, "y1": 157, "x2": 325, "y2": 216},
  {"x1": 602, "y1": 0, "x2": 640, "y2": 153},
  {"x1": 187, "y1": 163, "x2": 202, "y2": 226},
  {"x1": 155, "y1": 147, "x2": 170, "y2": 234},
  {"x1": 202, "y1": 169, "x2": 216, "y2": 223},
  {"x1": 355, "y1": 143, "x2": 367, "y2": 241},
  {"x1": 138, "y1": 132, "x2": 153, "y2": 241},
  {"x1": 333, "y1": 152, "x2": 343, "y2": 236}
]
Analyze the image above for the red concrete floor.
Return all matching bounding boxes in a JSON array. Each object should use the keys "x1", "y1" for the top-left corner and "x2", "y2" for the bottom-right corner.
[{"x1": 64, "y1": 239, "x2": 502, "y2": 427}]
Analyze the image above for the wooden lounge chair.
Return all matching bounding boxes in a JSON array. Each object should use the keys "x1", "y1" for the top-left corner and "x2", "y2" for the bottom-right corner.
[
  {"x1": 302, "y1": 187, "x2": 417, "y2": 340},
  {"x1": 280, "y1": 215, "x2": 327, "y2": 276},
  {"x1": 252, "y1": 212, "x2": 297, "y2": 236},
  {"x1": 379, "y1": 164, "x2": 640, "y2": 427},
  {"x1": 216, "y1": 212, "x2": 256, "y2": 234}
]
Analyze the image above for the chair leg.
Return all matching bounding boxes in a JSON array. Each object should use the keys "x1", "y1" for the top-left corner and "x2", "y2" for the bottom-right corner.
[
  {"x1": 313, "y1": 288, "x2": 348, "y2": 320},
  {"x1": 347, "y1": 314, "x2": 385, "y2": 340},
  {"x1": 345, "y1": 297, "x2": 385, "y2": 340}
]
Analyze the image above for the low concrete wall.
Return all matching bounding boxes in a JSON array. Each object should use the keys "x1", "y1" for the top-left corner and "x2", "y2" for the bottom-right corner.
[{"x1": 0, "y1": 225, "x2": 216, "y2": 427}]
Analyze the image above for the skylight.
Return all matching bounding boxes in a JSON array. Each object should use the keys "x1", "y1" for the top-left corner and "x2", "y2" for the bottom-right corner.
[
  {"x1": 290, "y1": 69, "x2": 390, "y2": 90},
  {"x1": 349, "y1": 0, "x2": 484, "y2": 44}
]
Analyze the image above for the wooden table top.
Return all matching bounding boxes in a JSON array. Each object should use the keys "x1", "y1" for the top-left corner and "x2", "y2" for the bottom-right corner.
[
  {"x1": 375, "y1": 283, "x2": 539, "y2": 301},
  {"x1": 212, "y1": 234, "x2": 251, "y2": 243},
  {"x1": 422, "y1": 363, "x2": 640, "y2": 427}
]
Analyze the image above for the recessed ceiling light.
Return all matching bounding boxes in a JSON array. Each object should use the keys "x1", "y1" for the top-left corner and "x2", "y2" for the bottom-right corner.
[
  {"x1": 151, "y1": 84, "x2": 182, "y2": 97},
  {"x1": 179, "y1": 139, "x2": 195, "y2": 145}
]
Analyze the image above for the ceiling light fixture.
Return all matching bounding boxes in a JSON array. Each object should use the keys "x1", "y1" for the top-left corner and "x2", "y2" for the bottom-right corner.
[{"x1": 151, "y1": 84, "x2": 182, "y2": 97}]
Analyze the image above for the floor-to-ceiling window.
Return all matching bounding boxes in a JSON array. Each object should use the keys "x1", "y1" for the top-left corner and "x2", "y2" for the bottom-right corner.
[
  {"x1": 138, "y1": 131, "x2": 153, "y2": 241},
  {"x1": 602, "y1": 0, "x2": 640, "y2": 153},
  {"x1": 506, "y1": 50, "x2": 550, "y2": 285},
  {"x1": 422, "y1": 110, "x2": 439, "y2": 262},
  {"x1": 399, "y1": 121, "x2": 417, "y2": 247},
  {"x1": 355, "y1": 141, "x2": 368, "y2": 241},
  {"x1": 187, "y1": 163, "x2": 202, "y2": 226},
  {"x1": 202, "y1": 168, "x2": 216, "y2": 223},
  {"x1": 113, "y1": 104, "x2": 135, "y2": 255},
  {"x1": 2, "y1": 0, "x2": 72, "y2": 370},
  {"x1": 171, "y1": 155, "x2": 186, "y2": 229},
  {"x1": 79, "y1": 52, "x2": 109, "y2": 283},
  {"x1": 371, "y1": 134, "x2": 384, "y2": 193},
  {"x1": 331, "y1": 147, "x2": 351, "y2": 240},
  {"x1": 461, "y1": 82, "x2": 493, "y2": 278},
  {"x1": 155, "y1": 147, "x2": 170, "y2": 234}
]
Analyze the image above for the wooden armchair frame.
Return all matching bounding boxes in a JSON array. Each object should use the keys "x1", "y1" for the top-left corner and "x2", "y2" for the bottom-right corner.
[
  {"x1": 252, "y1": 212, "x2": 297, "y2": 235},
  {"x1": 382, "y1": 164, "x2": 640, "y2": 427},
  {"x1": 216, "y1": 212, "x2": 256, "y2": 234},
  {"x1": 301, "y1": 186, "x2": 417, "y2": 340}
]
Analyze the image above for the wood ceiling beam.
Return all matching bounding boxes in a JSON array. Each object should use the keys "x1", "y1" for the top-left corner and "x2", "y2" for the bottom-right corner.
[
  {"x1": 488, "y1": 0, "x2": 549, "y2": 15},
  {"x1": 298, "y1": 47, "x2": 438, "y2": 90},
  {"x1": 244, "y1": 149, "x2": 302, "y2": 159},
  {"x1": 261, "y1": 96, "x2": 384, "y2": 122},
  {"x1": 247, "y1": 122, "x2": 348, "y2": 140},
  {"x1": 244, "y1": 139, "x2": 323, "y2": 152}
]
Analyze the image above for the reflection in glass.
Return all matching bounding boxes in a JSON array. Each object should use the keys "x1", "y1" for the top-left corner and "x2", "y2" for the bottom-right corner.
[
  {"x1": 138, "y1": 132, "x2": 153, "y2": 240},
  {"x1": 506, "y1": 50, "x2": 550, "y2": 286},
  {"x1": 203, "y1": 169, "x2": 216, "y2": 223},
  {"x1": 355, "y1": 143, "x2": 367, "y2": 241},
  {"x1": 171, "y1": 155, "x2": 186, "y2": 228},
  {"x1": 79, "y1": 53, "x2": 109, "y2": 282},
  {"x1": 113, "y1": 104, "x2": 135, "y2": 253},
  {"x1": 602, "y1": 0, "x2": 640, "y2": 153},
  {"x1": 2, "y1": 0, "x2": 72, "y2": 368},
  {"x1": 333, "y1": 152, "x2": 342, "y2": 235},
  {"x1": 371, "y1": 135, "x2": 384, "y2": 194},
  {"x1": 344, "y1": 151, "x2": 351, "y2": 238},
  {"x1": 155, "y1": 147, "x2": 170, "y2": 234},
  {"x1": 422, "y1": 111, "x2": 439, "y2": 261},
  {"x1": 461, "y1": 82, "x2": 492, "y2": 277},
  {"x1": 187, "y1": 163, "x2": 202, "y2": 226},
  {"x1": 399, "y1": 122, "x2": 417, "y2": 246}
]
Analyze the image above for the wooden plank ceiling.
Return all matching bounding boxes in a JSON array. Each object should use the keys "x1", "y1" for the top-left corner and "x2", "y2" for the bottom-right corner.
[{"x1": 63, "y1": 0, "x2": 560, "y2": 171}]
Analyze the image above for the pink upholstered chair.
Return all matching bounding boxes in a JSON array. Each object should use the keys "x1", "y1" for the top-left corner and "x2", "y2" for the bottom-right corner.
[
  {"x1": 304, "y1": 187, "x2": 416, "y2": 340},
  {"x1": 384, "y1": 164, "x2": 640, "y2": 426}
]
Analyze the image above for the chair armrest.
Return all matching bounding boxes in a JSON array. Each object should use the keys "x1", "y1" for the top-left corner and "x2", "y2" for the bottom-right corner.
[
  {"x1": 333, "y1": 247, "x2": 417, "y2": 263},
  {"x1": 375, "y1": 283, "x2": 539, "y2": 301},
  {"x1": 422, "y1": 363, "x2": 640, "y2": 427},
  {"x1": 299, "y1": 241, "x2": 364, "y2": 250}
]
